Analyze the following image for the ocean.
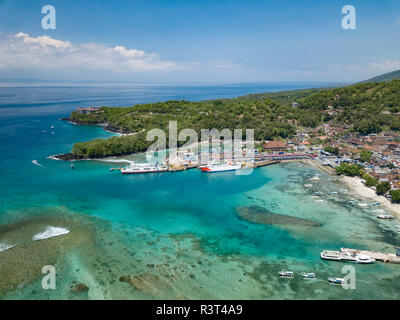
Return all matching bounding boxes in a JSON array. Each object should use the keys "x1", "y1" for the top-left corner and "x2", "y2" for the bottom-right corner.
[{"x1": 1, "y1": 83, "x2": 400, "y2": 299}]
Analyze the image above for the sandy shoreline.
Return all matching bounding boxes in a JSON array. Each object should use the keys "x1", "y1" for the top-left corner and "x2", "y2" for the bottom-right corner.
[
  {"x1": 304, "y1": 159, "x2": 400, "y2": 219},
  {"x1": 340, "y1": 176, "x2": 400, "y2": 219}
]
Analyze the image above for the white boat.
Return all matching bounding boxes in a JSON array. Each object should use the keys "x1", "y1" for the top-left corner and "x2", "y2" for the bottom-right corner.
[
  {"x1": 279, "y1": 271, "x2": 295, "y2": 278},
  {"x1": 200, "y1": 162, "x2": 242, "y2": 173},
  {"x1": 302, "y1": 272, "x2": 316, "y2": 279},
  {"x1": 121, "y1": 162, "x2": 168, "y2": 174},
  {"x1": 328, "y1": 277, "x2": 344, "y2": 285},
  {"x1": 358, "y1": 203, "x2": 368, "y2": 208},
  {"x1": 320, "y1": 250, "x2": 342, "y2": 261},
  {"x1": 374, "y1": 209, "x2": 385, "y2": 214},
  {"x1": 304, "y1": 184, "x2": 313, "y2": 188},
  {"x1": 355, "y1": 254, "x2": 375, "y2": 264},
  {"x1": 310, "y1": 175, "x2": 320, "y2": 181},
  {"x1": 341, "y1": 254, "x2": 357, "y2": 263},
  {"x1": 377, "y1": 214, "x2": 395, "y2": 220}
]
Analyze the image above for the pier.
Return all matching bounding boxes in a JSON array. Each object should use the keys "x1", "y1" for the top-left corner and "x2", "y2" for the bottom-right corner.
[
  {"x1": 341, "y1": 248, "x2": 400, "y2": 264},
  {"x1": 253, "y1": 160, "x2": 280, "y2": 168}
]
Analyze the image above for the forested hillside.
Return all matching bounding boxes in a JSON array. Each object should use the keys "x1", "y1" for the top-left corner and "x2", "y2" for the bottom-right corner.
[{"x1": 67, "y1": 80, "x2": 400, "y2": 158}]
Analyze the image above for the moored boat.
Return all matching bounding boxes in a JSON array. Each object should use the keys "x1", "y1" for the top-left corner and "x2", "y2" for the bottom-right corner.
[
  {"x1": 200, "y1": 162, "x2": 242, "y2": 173},
  {"x1": 341, "y1": 254, "x2": 357, "y2": 262},
  {"x1": 328, "y1": 277, "x2": 344, "y2": 285},
  {"x1": 279, "y1": 271, "x2": 295, "y2": 278},
  {"x1": 121, "y1": 162, "x2": 168, "y2": 174},
  {"x1": 302, "y1": 272, "x2": 316, "y2": 279},
  {"x1": 377, "y1": 214, "x2": 395, "y2": 220},
  {"x1": 320, "y1": 250, "x2": 342, "y2": 261},
  {"x1": 355, "y1": 254, "x2": 375, "y2": 264}
]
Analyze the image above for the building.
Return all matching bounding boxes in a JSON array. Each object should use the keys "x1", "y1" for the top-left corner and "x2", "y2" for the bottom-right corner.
[{"x1": 263, "y1": 141, "x2": 289, "y2": 152}]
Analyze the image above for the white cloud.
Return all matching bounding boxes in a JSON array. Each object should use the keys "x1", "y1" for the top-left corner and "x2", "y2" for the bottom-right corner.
[
  {"x1": 15, "y1": 32, "x2": 71, "y2": 50},
  {"x1": 0, "y1": 32, "x2": 184, "y2": 73},
  {"x1": 370, "y1": 60, "x2": 400, "y2": 73}
]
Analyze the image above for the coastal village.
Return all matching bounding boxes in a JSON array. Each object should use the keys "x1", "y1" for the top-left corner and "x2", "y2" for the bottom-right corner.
[{"x1": 76, "y1": 104, "x2": 400, "y2": 205}]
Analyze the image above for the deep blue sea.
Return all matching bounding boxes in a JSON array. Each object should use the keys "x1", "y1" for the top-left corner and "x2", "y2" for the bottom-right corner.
[{"x1": 1, "y1": 83, "x2": 400, "y2": 299}]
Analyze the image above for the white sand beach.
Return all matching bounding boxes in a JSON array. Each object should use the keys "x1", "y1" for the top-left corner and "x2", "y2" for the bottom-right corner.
[{"x1": 340, "y1": 176, "x2": 400, "y2": 219}]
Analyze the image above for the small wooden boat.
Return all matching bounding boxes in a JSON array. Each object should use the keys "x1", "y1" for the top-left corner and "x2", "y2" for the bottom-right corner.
[
  {"x1": 279, "y1": 271, "x2": 295, "y2": 278},
  {"x1": 302, "y1": 272, "x2": 316, "y2": 279},
  {"x1": 328, "y1": 277, "x2": 344, "y2": 285}
]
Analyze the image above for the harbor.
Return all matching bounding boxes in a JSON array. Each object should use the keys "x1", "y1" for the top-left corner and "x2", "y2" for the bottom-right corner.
[{"x1": 107, "y1": 147, "x2": 313, "y2": 174}]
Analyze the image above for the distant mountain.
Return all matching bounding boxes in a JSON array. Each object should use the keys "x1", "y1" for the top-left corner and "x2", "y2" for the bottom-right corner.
[{"x1": 363, "y1": 70, "x2": 400, "y2": 83}]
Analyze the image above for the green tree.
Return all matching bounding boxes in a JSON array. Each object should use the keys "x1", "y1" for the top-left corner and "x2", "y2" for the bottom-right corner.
[
  {"x1": 376, "y1": 182, "x2": 391, "y2": 195},
  {"x1": 363, "y1": 174, "x2": 379, "y2": 187},
  {"x1": 389, "y1": 190, "x2": 400, "y2": 203},
  {"x1": 335, "y1": 163, "x2": 362, "y2": 176},
  {"x1": 359, "y1": 149, "x2": 372, "y2": 163},
  {"x1": 324, "y1": 145, "x2": 339, "y2": 155}
]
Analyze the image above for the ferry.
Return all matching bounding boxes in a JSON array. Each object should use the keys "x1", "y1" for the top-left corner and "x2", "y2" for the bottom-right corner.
[
  {"x1": 328, "y1": 277, "x2": 344, "y2": 285},
  {"x1": 279, "y1": 271, "x2": 295, "y2": 278},
  {"x1": 320, "y1": 250, "x2": 342, "y2": 261},
  {"x1": 302, "y1": 272, "x2": 316, "y2": 279},
  {"x1": 377, "y1": 214, "x2": 395, "y2": 220},
  {"x1": 200, "y1": 162, "x2": 242, "y2": 173},
  {"x1": 121, "y1": 162, "x2": 168, "y2": 174}
]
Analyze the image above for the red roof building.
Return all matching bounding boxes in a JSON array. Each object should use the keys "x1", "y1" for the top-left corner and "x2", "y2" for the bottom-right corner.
[{"x1": 263, "y1": 141, "x2": 289, "y2": 151}]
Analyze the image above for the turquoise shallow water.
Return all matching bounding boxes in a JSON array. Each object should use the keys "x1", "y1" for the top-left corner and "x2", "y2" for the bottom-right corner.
[{"x1": 1, "y1": 85, "x2": 400, "y2": 299}]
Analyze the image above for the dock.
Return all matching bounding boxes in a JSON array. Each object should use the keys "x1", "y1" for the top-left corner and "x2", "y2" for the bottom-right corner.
[
  {"x1": 168, "y1": 164, "x2": 198, "y2": 172},
  {"x1": 253, "y1": 160, "x2": 280, "y2": 168},
  {"x1": 341, "y1": 248, "x2": 400, "y2": 264},
  {"x1": 324, "y1": 248, "x2": 400, "y2": 264}
]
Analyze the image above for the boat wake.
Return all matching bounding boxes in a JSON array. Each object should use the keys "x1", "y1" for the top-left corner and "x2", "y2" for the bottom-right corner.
[
  {"x1": 32, "y1": 226, "x2": 70, "y2": 241},
  {"x1": 0, "y1": 242, "x2": 15, "y2": 253},
  {"x1": 97, "y1": 158, "x2": 133, "y2": 164},
  {"x1": 32, "y1": 160, "x2": 44, "y2": 167}
]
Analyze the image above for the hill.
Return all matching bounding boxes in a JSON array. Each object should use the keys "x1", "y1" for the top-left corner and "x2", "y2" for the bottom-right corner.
[
  {"x1": 64, "y1": 80, "x2": 400, "y2": 159},
  {"x1": 363, "y1": 70, "x2": 400, "y2": 83}
]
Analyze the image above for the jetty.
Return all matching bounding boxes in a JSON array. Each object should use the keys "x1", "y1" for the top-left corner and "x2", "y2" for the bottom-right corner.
[
  {"x1": 341, "y1": 248, "x2": 400, "y2": 264},
  {"x1": 322, "y1": 247, "x2": 400, "y2": 264},
  {"x1": 253, "y1": 160, "x2": 280, "y2": 168},
  {"x1": 168, "y1": 164, "x2": 198, "y2": 172}
]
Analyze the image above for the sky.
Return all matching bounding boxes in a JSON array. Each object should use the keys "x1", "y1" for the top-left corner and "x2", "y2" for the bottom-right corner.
[{"x1": 0, "y1": 0, "x2": 399, "y2": 83}]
